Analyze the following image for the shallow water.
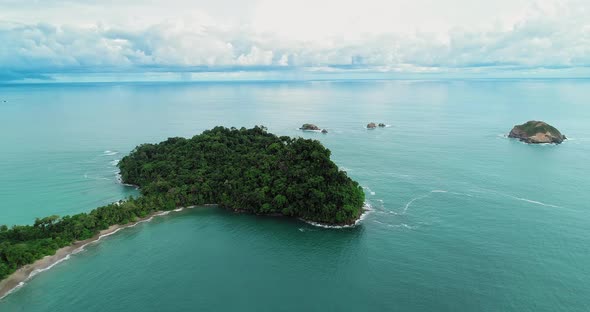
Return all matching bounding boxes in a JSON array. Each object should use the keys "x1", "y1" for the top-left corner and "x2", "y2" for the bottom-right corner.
[{"x1": 0, "y1": 79, "x2": 589, "y2": 311}]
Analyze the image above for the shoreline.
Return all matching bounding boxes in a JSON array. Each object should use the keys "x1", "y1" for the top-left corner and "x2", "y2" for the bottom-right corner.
[
  {"x1": 0, "y1": 202, "x2": 368, "y2": 300},
  {"x1": 301, "y1": 203, "x2": 371, "y2": 229},
  {"x1": 0, "y1": 207, "x2": 194, "y2": 301}
]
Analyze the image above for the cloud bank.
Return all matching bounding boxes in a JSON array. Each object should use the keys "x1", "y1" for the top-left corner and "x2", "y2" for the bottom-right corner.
[{"x1": 0, "y1": 0, "x2": 589, "y2": 81}]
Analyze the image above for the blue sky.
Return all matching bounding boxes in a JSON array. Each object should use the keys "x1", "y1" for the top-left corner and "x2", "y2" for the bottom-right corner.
[{"x1": 1, "y1": 0, "x2": 589, "y2": 82}]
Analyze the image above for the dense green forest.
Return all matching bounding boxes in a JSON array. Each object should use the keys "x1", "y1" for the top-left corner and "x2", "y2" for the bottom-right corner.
[{"x1": 0, "y1": 126, "x2": 364, "y2": 281}]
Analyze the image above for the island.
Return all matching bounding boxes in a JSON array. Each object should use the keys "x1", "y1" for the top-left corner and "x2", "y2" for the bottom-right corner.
[
  {"x1": 508, "y1": 121, "x2": 566, "y2": 144},
  {"x1": 367, "y1": 122, "x2": 377, "y2": 129},
  {"x1": 0, "y1": 126, "x2": 365, "y2": 289},
  {"x1": 300, "y1": 124, "x2": 321, "y2": 131}
]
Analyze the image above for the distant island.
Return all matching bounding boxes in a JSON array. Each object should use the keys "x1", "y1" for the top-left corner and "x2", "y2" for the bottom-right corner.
[
  {"x1": 300, "y1": 123, "x2": 321, "y2": 131},
  {"x1": 299, "y1": 123, "x2": 328, "y2": 133},
  {"x1": 0, "y1": 126, "x2": 364, "y2": 292},
  {"x1": 508, "y1": 121, "x2": 566, "y2": 144},
  {"x1": 367, "y1": 122, "x2": 386, "y2": 129}
]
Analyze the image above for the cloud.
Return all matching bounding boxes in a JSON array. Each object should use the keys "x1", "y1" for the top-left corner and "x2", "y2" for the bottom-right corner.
[{"x1": 0, "y1": 0, "x2": 589, "y2": 80}]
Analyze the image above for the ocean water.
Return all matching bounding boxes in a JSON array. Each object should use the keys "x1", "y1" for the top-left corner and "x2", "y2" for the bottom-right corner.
[{"x1": 0, "y1": 79, "x2": 589, "y2": 311}]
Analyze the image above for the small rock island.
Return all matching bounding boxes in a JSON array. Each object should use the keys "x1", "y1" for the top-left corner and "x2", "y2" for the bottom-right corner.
[
  {"x1": 508, "y1": 121, "x2": 566, "y2": 144},
  {"x1": 367, "y1": 122, "x2": 386, "y2": 129},
  {"x1": 300, "y1": 124, "x2": 321, "y2": 131}
]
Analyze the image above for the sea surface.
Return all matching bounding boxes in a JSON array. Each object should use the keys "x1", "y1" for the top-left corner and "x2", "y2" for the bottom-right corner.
[{"x1": 0, "y1": 79, "x2": 589, "y2": 311}]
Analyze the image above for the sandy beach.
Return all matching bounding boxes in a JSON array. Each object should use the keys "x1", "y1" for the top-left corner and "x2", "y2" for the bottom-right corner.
[{"x1": 0, "y1": 209, "x2": 175, "y2": 300}]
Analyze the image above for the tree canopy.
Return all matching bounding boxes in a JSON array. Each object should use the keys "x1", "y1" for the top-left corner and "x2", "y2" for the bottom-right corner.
[{"x1": 119, "y1": 126, "x2": 365, "y2": 223}]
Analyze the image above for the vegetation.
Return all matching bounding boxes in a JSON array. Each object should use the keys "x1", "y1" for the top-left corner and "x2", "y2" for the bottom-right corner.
[
  {"x1": 516, "y1": 121, "x2": 562, "y2": 136},
  {"x1": 118, "y1": 126, "x2": 364, "y2": 222},
  {"x1": 0, "y1": 126, "x2": 364, "y2": 281}
]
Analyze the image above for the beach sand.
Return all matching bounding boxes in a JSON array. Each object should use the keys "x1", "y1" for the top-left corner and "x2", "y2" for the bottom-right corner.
[{"x1": 0, "y1": 209, "x2": 177, "y2": 300}]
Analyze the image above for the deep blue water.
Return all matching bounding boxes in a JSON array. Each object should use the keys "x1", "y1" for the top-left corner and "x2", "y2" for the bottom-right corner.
[{"x1": 0, "y1": 79, "x2": 589, "y2": 311}]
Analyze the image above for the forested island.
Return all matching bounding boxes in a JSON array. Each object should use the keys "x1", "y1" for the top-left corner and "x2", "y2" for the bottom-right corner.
[{"x1": 0, "y1": 126, "x2": 365, "y2": 283}]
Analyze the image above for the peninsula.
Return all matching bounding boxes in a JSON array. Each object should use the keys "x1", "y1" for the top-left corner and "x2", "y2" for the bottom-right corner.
[{"x1": 0, "y1": 126, "x2": 365, "y2": 292}]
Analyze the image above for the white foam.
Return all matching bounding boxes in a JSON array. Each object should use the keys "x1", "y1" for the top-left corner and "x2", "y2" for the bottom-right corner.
[
  {"x1": 473, "y1": 187, "x2": 563, "y2": 208},
  {"x1": 451, "y1": 192, "x2": 473, "y2": 197},
  {"x1": 402, "y1": 194, "x2": 430, "y2": 213},
  {"x1": 110, "y1": 159, "x2": 120, "y2": 166},
  {"x1": 173, "y1": 208, "x2": 184, "y2": 212},
  {"x1": 513, "y1": 197, "x2": 562, "y2": 208},
  {"x1": 388, "y1": 223, "x2": 415, "y2": 230},
  {"x1": 363, "y1": 186, "x2": 376, "y2": 196},
  {"x1": 102, "y1": 150, "x2": 119, "y2": 156},
  {"x1": 0, "y1": 282, "x2": 25, "y2": 301},
  {"x1": 29, "y1": 254, "x2": 72, "y2": 279},
  {"x1": 297, "y1": 128, "x2": 323, "y2": 133},
  {"x1": 115, "y1": 172, "x2": 138, "y2": 188},
  {"x1": 401, "y1": 190, "x2": 449, "y2": 213}
]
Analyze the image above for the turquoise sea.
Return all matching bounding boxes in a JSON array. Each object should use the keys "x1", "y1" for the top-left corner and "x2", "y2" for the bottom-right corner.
[{"x1": 0, "y1": 80, "x2": 589, "y2": 311}]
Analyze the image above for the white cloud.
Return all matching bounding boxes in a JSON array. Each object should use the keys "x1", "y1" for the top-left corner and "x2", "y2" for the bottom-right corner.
[{"x1": 0, "y1": 0, "x2": 589, "y2": 80}]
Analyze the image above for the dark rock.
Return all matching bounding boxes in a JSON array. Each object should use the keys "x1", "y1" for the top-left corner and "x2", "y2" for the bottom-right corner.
[
  {"x1": 321, "y1": 129, "x2": 328, "y2": 134},
  {"x1": 378, "y1": 123, "x2": 386, "y2": 127},
  {"x1": 367, "y1": 122, "x2": 377, "y2": 129}
]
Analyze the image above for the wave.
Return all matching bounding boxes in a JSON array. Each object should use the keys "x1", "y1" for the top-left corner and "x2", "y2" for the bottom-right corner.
[
  {"x1": 110, "y1": 159, "x2": 120, "y2": 166},
  {"x1": 402, "y1": 193, "x2": 433, "y2": 213},
  {"x1": 512, "y1": 196, "x2": 562, "y2": 208},
  {"x1": 28, "y1": 254, "x2": 72, "y2": 279},
  {"x1": 115, "y1": 172, "x2": 138, "y2": 188},
  {"x1": 373, "y1": 220, "x2": 416, "y2": 230},
  {"x1": 102, "y1": 150, "x2": 119, "y2": 156},
  {"x1": 297, "y1": 128, "x2": 324, "y2": 133},
  {"x1": 470, "y1": 187, "x2": 563, "y2": 208},
  {"x1": 0, "y1": 282, "x2": 24, "y2": 301},
  {"x1": 400, "y1": 189, "x2": 460, "y2": 213},
  {"x1": 362, "y1": 186, "x2": 376, "y2": 196}
]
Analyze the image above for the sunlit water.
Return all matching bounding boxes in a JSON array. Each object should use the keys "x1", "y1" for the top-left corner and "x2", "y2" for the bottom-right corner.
[{"x1": 0, "y1": 80, "x2": 589, "y2": 311}]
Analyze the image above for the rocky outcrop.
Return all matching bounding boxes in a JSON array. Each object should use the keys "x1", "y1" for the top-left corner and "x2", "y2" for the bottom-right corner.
[
  {"x1": 300, "y1": 124, "x2": 321, "y2": 131},
  {"x1": 321, "y1": 129, "x2": 328, "y2": 134},
  {"x1": 378, "y1": 123, "x2": 386, "y2": 127},
  {"x1": 508, "y1": 121, "x2": 566, "y2": 144},
  {"x1": 367, "y1": 122, "x2": 377, "y2": 129}
]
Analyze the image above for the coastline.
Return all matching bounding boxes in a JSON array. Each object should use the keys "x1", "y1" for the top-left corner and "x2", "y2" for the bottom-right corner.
[
  {"x1": 0, "y1": 208, "x2": 192, "y2": 301},
  {"x1": 0, "y1": 202, "x2": 367, "y2": 300},
  {"x1": 301, "y1": 202, "x2": 371, "y2": 229}
]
